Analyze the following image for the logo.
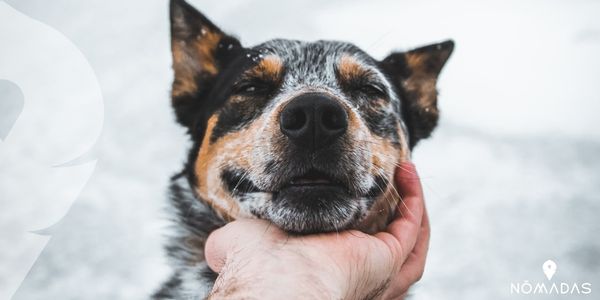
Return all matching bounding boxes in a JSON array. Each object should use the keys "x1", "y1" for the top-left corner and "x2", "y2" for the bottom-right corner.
[
  {"x1": 543, "y1": 260, "x2": 557, "y2": 280},
  {"x1": 510, "y1": 260, "x2": 592, "y2": 296},
  {"x1": 0, "y1": 2, "x2": 103, "y2": 299}
]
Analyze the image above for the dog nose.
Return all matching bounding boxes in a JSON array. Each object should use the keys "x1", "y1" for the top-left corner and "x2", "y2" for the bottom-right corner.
[{"x1": 279, "y1": 93, "x2": 348, "y2": 150}]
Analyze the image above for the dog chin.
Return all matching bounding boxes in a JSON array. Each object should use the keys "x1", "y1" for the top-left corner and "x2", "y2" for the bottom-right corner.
[{"x1": 265, "y1": 186, "x2": 361, "y2": 234}]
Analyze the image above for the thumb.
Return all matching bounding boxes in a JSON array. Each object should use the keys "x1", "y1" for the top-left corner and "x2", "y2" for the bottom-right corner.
[{"x1": 204, "y1": 219, "x2": 281, "y2": 273}]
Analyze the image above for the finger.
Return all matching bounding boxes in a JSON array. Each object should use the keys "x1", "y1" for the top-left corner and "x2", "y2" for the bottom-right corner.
[
  {"x1": 204, "y1": 219, "x2": 279, "y2": 273},
  {"x1": 383, "y1": 162, "x2": 425, "y2": 262},
  {"x1": 396, "y1": 206, "x2": 431, "y2": 293},
  {"x1": 395, "y1": 162, "x2": 424, "y2": 225},
  {"x1": 381, "y1": 206, "x2": 430, "y2": 299}
]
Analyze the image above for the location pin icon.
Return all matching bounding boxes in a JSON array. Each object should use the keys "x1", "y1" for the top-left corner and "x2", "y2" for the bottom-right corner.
[{"x1": 543, "y1": 260, "x2": 557, "y2": 280}]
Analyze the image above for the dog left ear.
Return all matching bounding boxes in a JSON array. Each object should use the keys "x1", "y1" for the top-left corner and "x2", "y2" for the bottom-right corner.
[
  {"x1": 381, "y1": 40, "x2": 454, "y2": 148},
  {"x1": 169, "y1": 0, "x2": 242, "y2": 130}
]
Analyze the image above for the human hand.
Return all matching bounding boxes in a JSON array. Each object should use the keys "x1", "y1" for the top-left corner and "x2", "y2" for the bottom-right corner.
[{"x1": 205, "y1": 162, "x2": 429, "y2": 299}]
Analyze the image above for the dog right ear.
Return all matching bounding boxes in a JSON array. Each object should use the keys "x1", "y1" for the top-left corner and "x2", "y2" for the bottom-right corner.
[
  {"x1": 381, "y1": 40, "x2": 454, "y2": 148},
  {"x1": 169, "y1": 0, "x2": 242, "y2": 130}
]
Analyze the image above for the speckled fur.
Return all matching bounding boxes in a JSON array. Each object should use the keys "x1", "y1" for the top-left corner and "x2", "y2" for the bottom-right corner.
[{"x1": 155, "y1": 0, "x2": 453, "y2": 298}]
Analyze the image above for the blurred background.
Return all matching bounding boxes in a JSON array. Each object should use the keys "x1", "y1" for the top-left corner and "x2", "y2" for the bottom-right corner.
[{"x1": 1, "y1": 0, "x2": 599, "y2": 299}]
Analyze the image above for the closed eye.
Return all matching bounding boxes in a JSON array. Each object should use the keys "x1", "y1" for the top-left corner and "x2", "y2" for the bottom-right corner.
[
  {"x1": 359, "y1": 82, "x2": 387, "y2": 98},
  {"x1": 336, "y1": 68, "x2": 389, "y2": 99},
  {"x1": 232, "y1": 80, "x2": 273, "y2": 96}
]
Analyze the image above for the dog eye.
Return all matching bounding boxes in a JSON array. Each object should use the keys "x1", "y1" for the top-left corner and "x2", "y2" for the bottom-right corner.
[
  {"x1": 234, "y1": 83, "x2": 255, "y2": 93},
  {"x1": 360, "y1": 83, "x2": 387, "y2": 97},
  {"x1": 232, "y1": 81, "x2": 270, "y2": 96}
]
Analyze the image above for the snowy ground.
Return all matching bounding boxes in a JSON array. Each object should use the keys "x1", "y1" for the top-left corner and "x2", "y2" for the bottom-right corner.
[{"x1": 1, "y1": 0, "x2": 599, "y2": 299}]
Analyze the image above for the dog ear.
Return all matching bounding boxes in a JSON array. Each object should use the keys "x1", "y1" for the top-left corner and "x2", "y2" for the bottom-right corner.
[
  {"x1": 381, "y1": 40, "x2": 454, "y2": 148},
  {"x1": 169, "y1": 0, "x2": 242, "y2": 130}
]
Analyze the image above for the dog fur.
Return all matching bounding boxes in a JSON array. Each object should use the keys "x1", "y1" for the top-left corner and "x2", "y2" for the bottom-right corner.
[{"x1": 154, "y1": 0, "x2": 453, "y2": 298}]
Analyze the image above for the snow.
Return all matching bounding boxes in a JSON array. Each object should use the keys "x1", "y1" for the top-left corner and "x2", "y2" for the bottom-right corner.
[{"x1": 1, "y1": 0, "x2": 599, "y2": 299}]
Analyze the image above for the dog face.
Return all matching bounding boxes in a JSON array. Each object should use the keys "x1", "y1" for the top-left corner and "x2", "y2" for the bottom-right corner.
[{"x1": 169, "y1": 0, "x2": 453, "y2": 233}]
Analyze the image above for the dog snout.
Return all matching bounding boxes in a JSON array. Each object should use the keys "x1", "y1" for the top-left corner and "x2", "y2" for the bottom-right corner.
[{"x1": 279, "y1": 93, "x2": 348, "y2": 150}]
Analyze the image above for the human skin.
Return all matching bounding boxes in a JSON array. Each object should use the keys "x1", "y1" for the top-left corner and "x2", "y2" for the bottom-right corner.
[{"x1": 205, "y1": 162, "x2": 429, "y2": 299}]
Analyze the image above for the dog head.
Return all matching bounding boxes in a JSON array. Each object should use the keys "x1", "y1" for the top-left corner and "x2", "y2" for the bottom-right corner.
[{"x1": 169, "y1": 0, "x2": 453, "y2": 233}]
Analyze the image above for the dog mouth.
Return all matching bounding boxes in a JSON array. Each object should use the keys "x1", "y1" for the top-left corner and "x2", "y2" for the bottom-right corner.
[
  {"x1": 223, "y1": 168, "x2": 349, "y2": 195},
  {"x1": 270, "y1": 169, "x2": 357, "y2": 233},
  {"x1": 283, "y1": 169, "x2": 347, "y2": 189},
  {"x1": 223, "y1": 168, "x2": 360, "y2": 233}
]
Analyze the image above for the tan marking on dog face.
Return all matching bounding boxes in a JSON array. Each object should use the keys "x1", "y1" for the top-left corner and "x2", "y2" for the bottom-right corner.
[
  {"x1": 345, "y1": 102, "x2": 365, "y2": 142},
  {"x1": 358, "y1": 122, "x2": 410, "y2": 233},
  {"x1": 338, "y1": 55, "x2": 369, "y2": 83},
  {"x1": 171, "y1": 28, "x2": 222, "y2": 98},
  {"x1": 246, "y1": 55, "x2": 284, "y2": 83},
  {"x1": 194, "y1": 111, "x2": 270, "y2": 221},
  {"x1": 260, "y1": 98, "x2": 287, "y2": 156},
  {"x1": 195, "y1": 115, "x2": 240, "y2": 221}
]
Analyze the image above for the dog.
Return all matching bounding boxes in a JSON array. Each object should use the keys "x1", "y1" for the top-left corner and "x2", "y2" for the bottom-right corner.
[{"x1": 154, "y1": 0, "x2": 453, "y2": 298}]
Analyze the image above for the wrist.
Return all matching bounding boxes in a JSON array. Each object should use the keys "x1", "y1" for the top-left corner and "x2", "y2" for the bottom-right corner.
[{"x1": 209, "y1": 245, "x2": 346, "y2": 299}]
